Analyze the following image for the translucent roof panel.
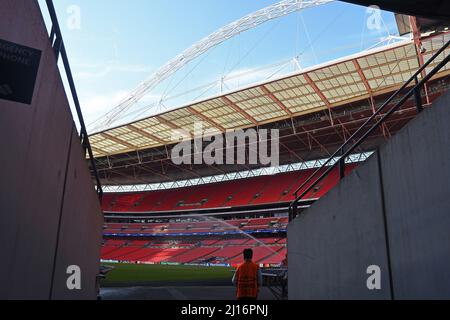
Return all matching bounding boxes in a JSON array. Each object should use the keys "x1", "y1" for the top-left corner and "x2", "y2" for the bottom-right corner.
[
  {"x1": 423, "y1": 33, "x2": 450, "y2": 76},
  {"x1": 89, "y1": 34, "x2": 450, "y2": 157}
]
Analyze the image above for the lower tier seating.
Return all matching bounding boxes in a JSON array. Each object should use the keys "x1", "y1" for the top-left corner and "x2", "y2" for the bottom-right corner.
[
  {"x1": 101, "y1": 237, "x2": 287, "y2": 266},
  {"x1": 103, "y1": 217, "x2": 288, "y2": 236}
]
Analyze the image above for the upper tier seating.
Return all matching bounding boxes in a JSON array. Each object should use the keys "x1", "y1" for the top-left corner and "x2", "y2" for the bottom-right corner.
[{"x1": 102, "y1": 165, "x2": 357, "y2": 212}]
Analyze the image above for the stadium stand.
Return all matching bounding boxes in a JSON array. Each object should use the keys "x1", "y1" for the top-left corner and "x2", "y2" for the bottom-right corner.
[
  {"x1": 101, "y1": 218, "x2": 288, "y2": 266},
  {"x1": 103, "y1": 217, "x2": 288, "y2": 235},
  {"x1": 102, "y1": 165, "x2": 357, "y2": 212},
  {"x1": 100, "y1": 165, "x2": 358, "y2": 266},
  {"x1": 100, "y1": 238, "x2": 287, "y2": 266}
]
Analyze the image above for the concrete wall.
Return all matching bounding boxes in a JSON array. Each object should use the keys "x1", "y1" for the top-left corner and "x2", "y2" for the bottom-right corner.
[
  {"x1": 288, "y1": 90, "x2": 450, "y2": 300},
  {"x1": 288, "y1": 155, "x2": 392, "y2": 299},
  {"x1": 380, "y1": 90, "x2": 450, "y2": 299},
  {"x1": 0, "y1": 0, "x2": 102, "y2": 299}
]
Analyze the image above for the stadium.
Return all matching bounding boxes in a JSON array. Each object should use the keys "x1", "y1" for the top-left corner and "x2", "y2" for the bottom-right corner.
[{"x1": 1, "y1": 0, "x2": 450, "y2": 301}]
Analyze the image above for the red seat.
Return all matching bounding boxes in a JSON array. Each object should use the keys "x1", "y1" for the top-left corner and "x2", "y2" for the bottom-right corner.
[{"x1": 102, "y1": 165, "x2": 358, "y2": 212}]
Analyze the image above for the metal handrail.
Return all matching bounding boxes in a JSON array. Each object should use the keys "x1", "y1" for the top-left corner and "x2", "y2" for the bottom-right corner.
[
  {"x1": 45, "y1": 0, "x2": 103, "y2": 200},
  {"x1": 289, "y1": 38, "x2": 450, "y2": 221}
]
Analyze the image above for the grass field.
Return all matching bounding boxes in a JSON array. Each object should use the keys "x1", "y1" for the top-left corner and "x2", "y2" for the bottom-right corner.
[{"x1": 101, "y1": 263, "x2": 235, "y2": 287}]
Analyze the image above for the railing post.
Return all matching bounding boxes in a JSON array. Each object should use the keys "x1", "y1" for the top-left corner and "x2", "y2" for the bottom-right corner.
[
  {"x1": 288, "y1": 39, "x2": 449, "y2": 228},
  {"x1": 52, "y1": 36, "x2": 62, "y2": 62},
  {"x1": 293, "y1": 201, "x2": 298, "y2": 221},
  {"x1": 46, "y1": 0, "x2": 103, "y2": 202},
  {"x1": 49, "y1": 26, "x2": 56, "y2": 45},
  {"x1": 339, "y1": 148, "x2": 345, "y2": 180},
  {"x1": 81, "y1": 133, "x2": 88, "y2": 156},
  {"x1": 413, "y1": 76, "x2": 423, "y2": 113}
]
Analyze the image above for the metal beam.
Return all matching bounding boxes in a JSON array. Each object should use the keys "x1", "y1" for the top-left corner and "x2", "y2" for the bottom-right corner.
[
  {"x1": 138, "y1": 164, "x2": 172, "y2": 181},
  {"x1": 100, "y1": 166, "x2": 150, "y2": 185},
  {"x1": 260, "y1": 85, "x2": 293, "y2": 116},
  {"x1": 127, "y1": 124, "x2": 166, "y2": 145},
  {"x1": 281, "y1": 142, "x2": 305, "y2": 162},
  {"x1": 155, "y1": 115, "x2": 180, "y2": 131},
  {"x1": 303, "y1": 73, "x2": 334, "y2": 125},
  {"x1": 336, "y1": 118, "x2": 365, "y2": 153},
  {"x1": 94, "y1": 109, "x2": 420, "y2": 184},
  {"x1": 303, "y1": 128, "x2": 331, "y2": 156},
  {"x1": 409, "y1": 16, "x2": 430, "y2": 104},
  {"x1": 221, "y1": 96, "x2": 258, "y2": 126},
  {"x1": 100, "y1": 132, "x2": 136, "y2": 150},
  {"x1": 90, "y1": 146, "x2": 108, "y2": 157},
  {"x1": 187, "y1": 106, "x2": 225, "y2": 132},
  {"x1": 155, "y1": 115, "x2": 194, "y2": 140},
  {"x1": 353, "y1": 59, "x2": 372, "y2": 95},
  {"x1": 303, "y1": 73, "x2": 331, "y2": 109},
  {"x1": 166, "y1": 161, "x2": 202, "y2": 179}
]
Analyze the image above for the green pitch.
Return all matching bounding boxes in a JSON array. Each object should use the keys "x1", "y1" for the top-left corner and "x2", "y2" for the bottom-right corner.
[{"x1": 101, "y1": 263, "x2": 235, "y2": 286}]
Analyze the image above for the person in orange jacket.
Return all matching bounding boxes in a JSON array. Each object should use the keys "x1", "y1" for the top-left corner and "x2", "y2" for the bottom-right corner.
[{"x1": 232, "y1": 248, "x2": 262, "y2": 300}]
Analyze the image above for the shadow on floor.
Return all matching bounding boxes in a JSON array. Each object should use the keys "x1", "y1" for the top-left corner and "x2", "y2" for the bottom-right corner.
[{"x1": 100, "y1": 286, "x2": 276, "y2": 300}]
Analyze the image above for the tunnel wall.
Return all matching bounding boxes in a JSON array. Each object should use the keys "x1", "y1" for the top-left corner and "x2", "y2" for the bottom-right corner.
[
  {"x1": 288, "y1": 89, "x2": 450, "y2": 300},
  {"x1": 0, "y1": 0, "x2": 102, "y2": 299}
]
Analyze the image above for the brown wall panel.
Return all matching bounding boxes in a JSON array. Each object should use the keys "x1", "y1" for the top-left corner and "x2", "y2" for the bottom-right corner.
[{"x1": 0, "y1": 0, "x2": 102, "y2": 299}]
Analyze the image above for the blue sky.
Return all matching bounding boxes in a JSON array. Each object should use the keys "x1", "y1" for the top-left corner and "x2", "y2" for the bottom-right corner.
[{"x1": 38, "y1": 0, "x2": 402, "y2": 132}]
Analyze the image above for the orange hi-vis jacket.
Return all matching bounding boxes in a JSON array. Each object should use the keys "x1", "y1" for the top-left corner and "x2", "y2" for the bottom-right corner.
[{"x1": 235, "y1": 261, "x2": 259, "y2": 299}]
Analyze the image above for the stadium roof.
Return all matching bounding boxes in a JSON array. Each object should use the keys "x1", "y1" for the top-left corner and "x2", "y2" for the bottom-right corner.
[{"x1": 89, "y1": 32, "x2": 450, "y2": 158}]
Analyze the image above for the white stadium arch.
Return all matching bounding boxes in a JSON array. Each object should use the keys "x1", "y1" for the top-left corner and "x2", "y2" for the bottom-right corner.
[{"x1": 93, "y1": 0, "x2": 334, "y2": 130}]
